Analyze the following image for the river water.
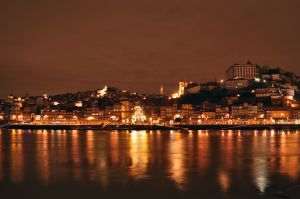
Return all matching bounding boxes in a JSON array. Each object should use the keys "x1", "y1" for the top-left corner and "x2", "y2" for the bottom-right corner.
[{"x1": 0, "y1": 129, "x2": 300, "y2": 199}]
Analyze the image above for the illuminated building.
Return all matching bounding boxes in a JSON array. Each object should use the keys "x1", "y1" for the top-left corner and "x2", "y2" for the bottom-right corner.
[
  {"x1": 265, "y1": 108, "x2": 291, "y2": 119},
  {"x1": 131, "y1": 106, "x2": 146, "y2": 123},
  {"x1": 160, "y1": 104, "x2": 178, "y2": 120},
  {"x1": 215, "y1": 106, "x2": 230, "y2": 119},
  {"x1": 225, "y1": 61, "x2": 259, "y2": 80},
  {"x1": 225, "y1": 61, "x2": 259, "y2": 90},
  {"x1": 97, "y1": 85, "x2": 107, "y2": 97},
  {"x1": 9, "y1": 105, "x2": 21, "y2": 121},
  {"x1": 255, "y1": 87, "x2": 279, "y2": 98},
  {"x1": 225, "y1": 78, "x2": 249, "y2": 89},
  {"x1": 230, "y1": 104, "x2": 259, "y2": 119},
  {"x1": 179, "y1": 81, "x2": 188, "y2": 96},
  {"x1": 22, "y1": 107, "x2": 34, "y2": 122},
  {"x1": 200, "y1": 111, "x2": 216, "y2": 119},
  {"x1": 74, "y1": 101, "x2": 83, "y2": 107},
  {"x1": 171, "y1": 81, "x2": 188, "y2": 98},
  {"x1": 84, "y1": 108, "x2": 104, "y2": 120},
  {"x1": 120, "y1": 100, "x2": 134, "y2": 123}
]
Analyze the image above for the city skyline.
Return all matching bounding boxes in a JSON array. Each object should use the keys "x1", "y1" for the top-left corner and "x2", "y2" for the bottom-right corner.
[
  {"x1": 2, "y1": 1, "x2": 300, "y2": 199},
  {"x1": 1, "y1": 0, "x2": 300, "y2": 97},
  {"x1": 0, "y1": 60, "x2": 298, "y2": 99}
]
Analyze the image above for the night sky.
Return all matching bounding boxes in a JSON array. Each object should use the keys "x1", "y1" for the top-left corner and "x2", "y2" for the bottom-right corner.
[{"x1": 1, "y1": 0, "x2": 300, "y2": 97}]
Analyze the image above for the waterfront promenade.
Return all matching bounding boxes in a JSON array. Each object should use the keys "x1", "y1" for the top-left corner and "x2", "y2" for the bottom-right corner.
[
  {"x1": 2, "y1": 118, "x2": 300, "y2": 130},
  {"x1": 3, "y1": 123, "x2": 300, "y2": 131}
]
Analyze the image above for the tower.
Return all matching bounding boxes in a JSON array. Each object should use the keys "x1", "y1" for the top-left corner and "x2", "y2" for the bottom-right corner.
[
  {"x1": 160, "y1": 85, "x2": 164, "y2": 95},
  {"x1": 178, "y1": 81, "x2": 188, "y2": 96}
]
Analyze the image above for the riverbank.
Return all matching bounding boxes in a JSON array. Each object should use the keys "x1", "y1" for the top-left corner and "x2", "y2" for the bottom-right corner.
[{"x1": 2, "y1": 124, "x2": 300, "y2": 130}]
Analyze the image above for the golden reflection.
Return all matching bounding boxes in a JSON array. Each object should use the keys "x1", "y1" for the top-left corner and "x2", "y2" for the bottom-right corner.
[
  {"x1": 262, "y1": 130, "x2": 267, "y2": 137},
  {"x1": 110, "y1": 131, "x2": 119, "y2": 166},
  {"x1": 253, "y1": 158, "x2": 269, "y2": 193},
  {"x1": 235, "y1": 130, "x2": 243, "y2": 180},
  {"x1": 2, "y1": 129, "x2": 300, "y2": 194},
  {"x1": 71, "y1": 131, "x2": 82, "y2": 181},
  {"x1": 10, "y1": 129, "x2": 24, "y2": 182},
  {"x1": 252, "y1": 135, "x2": 269, "y2": 193},
  {"x1": 270, "y1": 130, "x2": 275, "y2": 137},
  {"x1": 36, "y1": 130, "x2": 50, "y2": 183},
  {"x1": 218, "y1": 170, "x2": 230, "y2": 192},
  {"x1": 97, "y1": 134, "x2": 109, "y2": 189},
  {"x1": 197, "y1": 131, "x2": 209, "y2": 175},
  {"x1": 278, "y1": 132, "x2": 300, "y2": 180},
  {"x1": 86, "y1": 131, "x2": 95, "y2": 164},
  {"x1": 57, "y1": 130, "x2": 67, "y2": 147},
  {"x1": 222, "y1": 132, "x2": 234, "y2": 169},
  {"x1": 129, "y1": 130, "x2": 149, "y2": 180},
  {"x1": 51, "y1": 130, "x2": 68, "y2": 182},
  {"x1": 168, "y1": 132, "x2": 186, "y2": 190},
  {"x1": 86, "y1": 130, "x2": 96, "y2": 181},
  {"x1": 217, "y1": 131, "x2": 233, "y2": 192}
]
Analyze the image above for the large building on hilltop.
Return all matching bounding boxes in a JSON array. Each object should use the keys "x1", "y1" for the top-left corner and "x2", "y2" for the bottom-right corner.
[
  {"x1": 225, "y1": 61, "x2": 260, "y2": 89},
  {"x1": 225, "y1": 61, "x2": 259, "y2": 80}
]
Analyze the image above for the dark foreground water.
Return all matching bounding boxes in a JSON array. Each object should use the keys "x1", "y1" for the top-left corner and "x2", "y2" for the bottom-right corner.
[{"x1": 0, "y1": 129, "x2": 300, "y2": 199}]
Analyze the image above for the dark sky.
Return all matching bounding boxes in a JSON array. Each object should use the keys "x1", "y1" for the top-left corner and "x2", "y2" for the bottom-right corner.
[{"x1": 1, "y1": 0, "x2": 300, "y2": 97}]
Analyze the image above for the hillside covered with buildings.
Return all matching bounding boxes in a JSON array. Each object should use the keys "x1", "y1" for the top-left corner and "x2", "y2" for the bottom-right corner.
[{"x1": 1, "y1": 61, "x2": 300, "y2": 125}]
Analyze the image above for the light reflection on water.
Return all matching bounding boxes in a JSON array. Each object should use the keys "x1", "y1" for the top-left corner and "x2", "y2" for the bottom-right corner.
[
  {"x1": 169, "y1": 132, "x2": 186, "y2": 190},
  {"x1": 0, "y1": 129, "x2": 300, "y2": 198}
]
